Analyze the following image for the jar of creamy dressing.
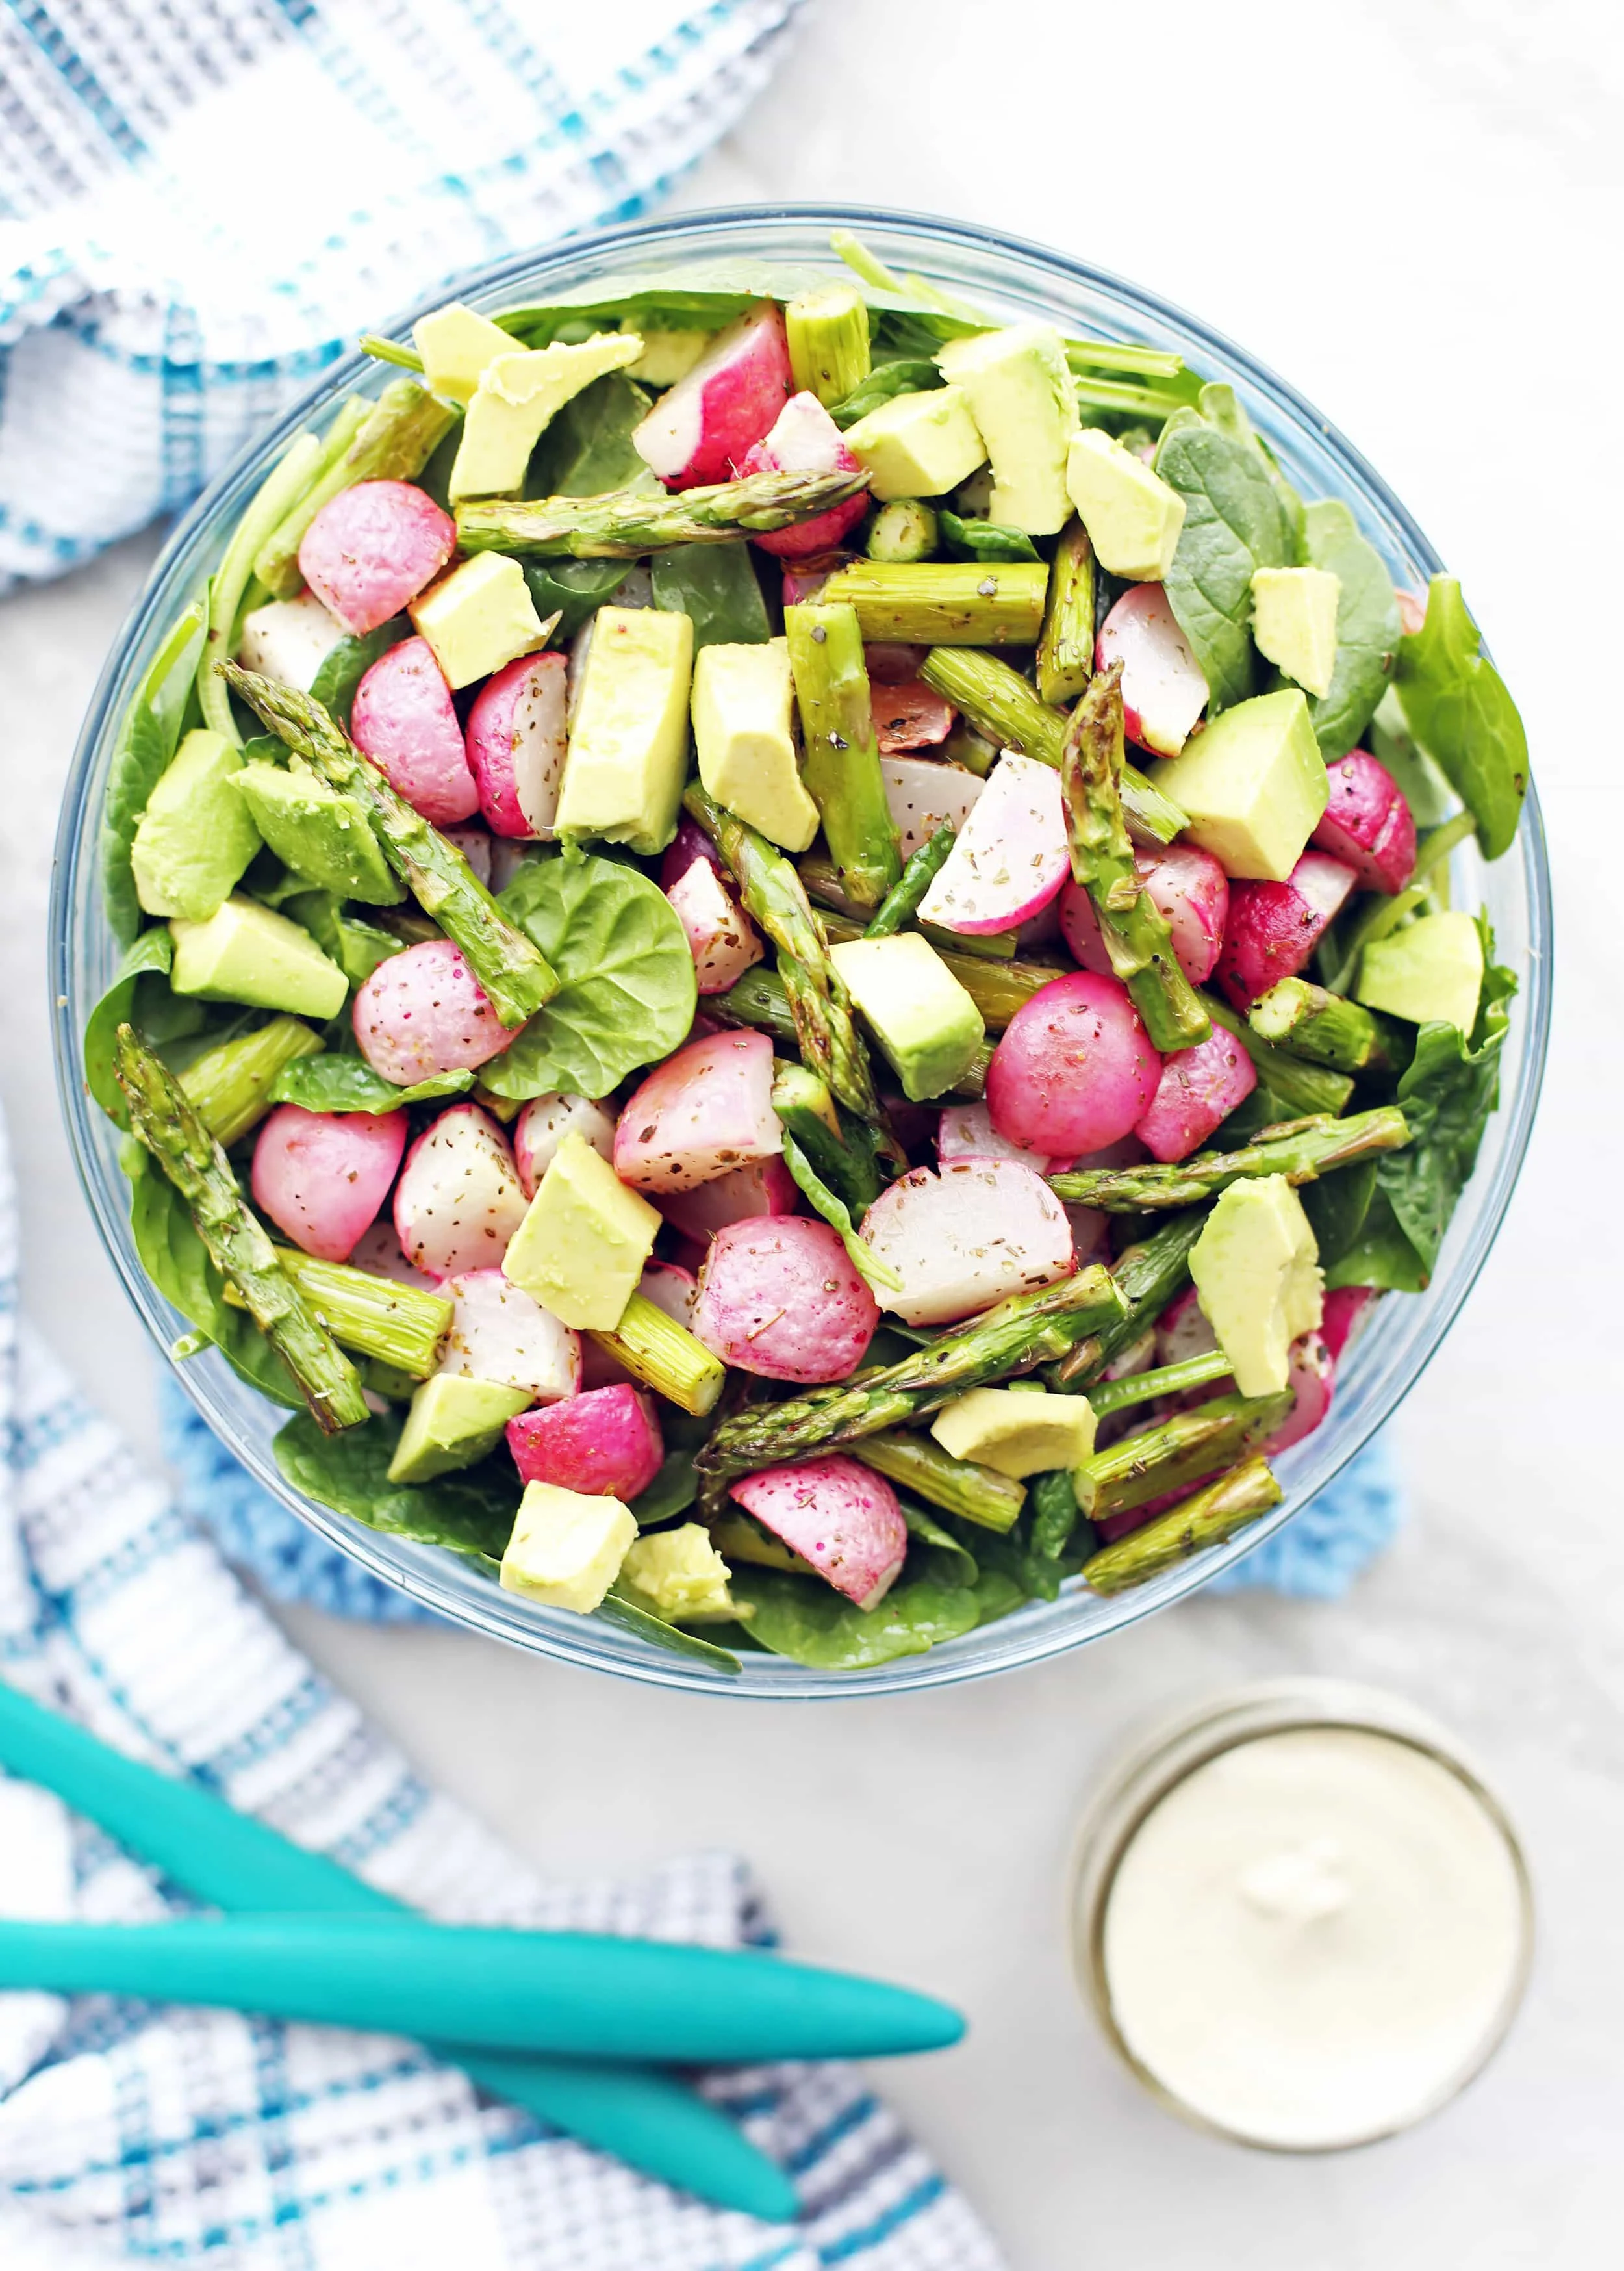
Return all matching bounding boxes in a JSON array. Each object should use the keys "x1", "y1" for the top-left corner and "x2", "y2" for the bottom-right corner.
[{"x1": 1069, "y1": 1681, "x2": 1533, "y2": 2151}]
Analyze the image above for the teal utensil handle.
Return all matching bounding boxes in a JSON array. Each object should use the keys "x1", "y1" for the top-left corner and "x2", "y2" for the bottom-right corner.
[
  {"x1": 0, "y1": 1682, "x2": 794, "y2": 2221},
  {"x1": 0, "y1": 1915, "x2": 964, "y2": 2061}
]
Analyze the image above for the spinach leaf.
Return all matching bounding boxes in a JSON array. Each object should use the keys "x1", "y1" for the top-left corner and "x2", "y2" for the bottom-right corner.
[
  {"x1": 902, "y1": 1501, "x2": 978, "y2": 1589},
  {"x1": 84, "y1": 927, "x2": 173, "y2": 1122},
  {"x1": 1199, "y1": 384, "x2": 1306, "y2": 561},
  {"x1": 1394, "y1": 578, "x2": 1529, "y2": 860},
  {"x1": 938, "y1": 512, "x2": 1041, "y2": 564},
  {"x1": 1299, "y1": 500, "x2": 1402, "y2": 760},
  {"x1": 598, "y1": 1587, "x2": 741, "y2": 1674},
  {"x1": 945, "y1": 1513, "x2": 1080, "y2": 1604},
  {"x1": 628, "y1": 1452, "x2": 700, "y2": 1528},
  {"x1": 483, "y1": 853, "x2": 697, "y2": 1100},
  {"x1": 1301, "y1": 1155, "x2": 1379, "y2": 1272},
  {"x1": 528, "y1": 372, "x2": 656, "y2": 498},
  {"x1": 728, "y1": 1565, "x2": 1019, "y2": 1669},
  {"x1": 308, "y1": 619, "x2": 409, "y2": 729},
  {"x1": 649, "y1": 544, "x2": 770, "y2": 649},
  {"x1": 522, "y1": 559, "x2": 633, "y2": 641},
  {"x1": 828, "y1": 358, "x2": 944, "y2": 430},
  {"x1": 283, "y1": 891, "x2": 403, "y2": 989},
  {"x1": 101, "y1": 601, "x2": 207, "y2": 945},
  {"x1": 125, "y1": 1144, "x2": 302, "y2": 1405},
  {"x1": 268, "y1": 1055, "x2": 473, "y2": 1114},
  {"x1": 1154, "y1": 408, "x2": 1289, "y2": 710},
  {"x1": 1323, "y1": 1185, "x2": 1430, "y2": 1294},
  {"x1": 274, "y1": 1409, "x2": 515, "y2": 1557}
]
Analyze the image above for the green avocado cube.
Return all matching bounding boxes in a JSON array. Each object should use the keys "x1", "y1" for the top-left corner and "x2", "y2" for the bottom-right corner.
[
  {"x1": 556, "y1": 606, "x2": 694, "y2": 856},
  {"x1": 410, "y1": 553, "x2": 547, "y2": 689},
  {"x1": 843, "y1": 385, "x2": 987, "y2": 502},
  {"x1": 1356, "y1": 910, "x2": 1484, "y2": 1035},
  {"x1": 233, "y1": 763, "x2": 402, "y2": 904},
  {"x1": 412, "y1": 300, "x2": 520, "y2": 405},
  {"x1": 618, "y1": 1523, "x2": 739, "y2": 1623},
  {"x1": 387, "y1": 1374, "x2": 529, "y2": 1485},
  {"x1": 1251, "y1": 565, "x2": 1341, "y2": 699},
  {"x1": 1188, "y1": 1175, "x2": 1323, "y2": 1397},
  {"x1": 501, "y1": 1132, "x2": 661, "y2": 1330},
  {"x1": 935, "y1": 323, "x2": 1078, "y2": 535},
  {"x1": 1153, "y1": 689, "x2": 1329, "y2": 880},
  {"x1": 828, "y1": 932, "x2": 985, "y2": 1103},
  {"x1": 448, "y1": 333, "x2": 646, "y2": 502},
  {"x1": 691, "y1": 637, "x2": 818, "y2": 851},
  {"x1": 170, "y1": 896, "x2": 348, "y2": 1021},
  {"x1": 130, "y1": 728, "x2": 262, "y2": 922},
  {"x1": 1065, "y1": 429, "x2": 1186, "y2": 582},
  {"x1": 500, "y1": 1480, "x2": 638, "y2": 1613}
]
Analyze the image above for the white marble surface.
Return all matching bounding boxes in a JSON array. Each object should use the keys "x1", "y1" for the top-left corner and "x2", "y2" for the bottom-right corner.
[{"x1": 5, "y1": 3, "x2": 1623, "y2": 2263}]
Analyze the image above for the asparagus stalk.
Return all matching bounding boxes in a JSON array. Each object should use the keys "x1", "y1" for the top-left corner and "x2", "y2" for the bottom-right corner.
[
  {"x1": 801, "y1": 853, "x2": 1015, "y2": 960},
  {"x1": 225, "y1": 1252, "x2": 452, "y2": 1377},
  {"x1": 779, "y1": 1133, "x2": 902, "y2": 1301},
  {"x1": 1072, "y1": 1391, "x2": 1289, "y2": 1520},
  {"x1": 178, "y1": 1017, "x2": 324, "y2": 1148},
  {"x1": 785, "y1": 284, "x2": 872, "y2": 407},
  {"x1": 867, "y1": 499, "x2": 938, "y2": 563},
  {"x1": 817, "y1": 560, "x2": 1048, "y2": 646},
  {"x1": 588, "y1": 1294, "x2": 726, "y2": 1418},
  {"x1": 1084, "y1": 1348, "x2": 1233, "y2": 1418},
  {"x1": 220, "y1": 666, "x2": 557, "y2": 1027},
  {"x1": 199, "y1": 431, "x2": 324, "y2": 741},
  {"x1": 696, "y1": 1266, "x2": 1128, "y2": 1474},
  {"x1": 255, "y1": 383, "x2": 452, "y2": 598},
  {"x1": 1203, "y1": 994, "x2": 1356, "y2": 1118},
  {"x1": 1048, "y1": 1107, "x2": 1410, "y2": 1212},
  {"x1": 713, "y1": 964, "x2": 994, "y2": 1098},
  {"x1": 815, "y1": 904, "x2": 1057, "y2": 1030},
  {"x1": 785, "y1": 604, "x2": 902, "y2": 911},
  {"x1": 1056, "y1": 1211, "x2": 1208, "y2": 1389},
  {"x1": 917, "y1": 647, "x2": 1186, "y2": 845},
  {"x1": 1072, "y1": 374, "x2": 1192, "y2": 422},
  {"x1": 851, "y1": 1431, "x2": 1025, "y2": 1535},
  {"x1": 863, "y1": 824, "x2": 956, "y2": 938},
  {"x1": 1081, "y1": 1456, "x2": 1283, "y2": 1594},
  {"x1": 1037, "y1": 519, "x2": 1096, "y2": 706},
  {"x1": 456, "y1": 468, "x2": 867, "y2": 559},
  {"x1": 114, "y1": 1026, "x2": 368, "y2": 1434},
  {"x1": 1061, "y1": 663, "x2": 1210, "y2": 1051},
  {"x1": 358, "y1": 333, "x2": 426, "y2": 374},
  {"x1": 770, "y1": 1061, "x2": 882, "y2": 1212},
  {"x1": 1249, "y1": 977, "x2": 1408, "y2": 1076}
]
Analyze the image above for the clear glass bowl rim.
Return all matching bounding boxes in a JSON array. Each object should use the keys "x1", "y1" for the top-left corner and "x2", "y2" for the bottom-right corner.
[{"x1": 49, "y1": 201, "x2": 1553, "y2": 1700}]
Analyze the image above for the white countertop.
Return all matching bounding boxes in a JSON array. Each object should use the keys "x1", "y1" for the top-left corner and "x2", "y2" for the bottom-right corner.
[{"x1": 5, "y1": 4, "x2": 1621, "y2": 2263}]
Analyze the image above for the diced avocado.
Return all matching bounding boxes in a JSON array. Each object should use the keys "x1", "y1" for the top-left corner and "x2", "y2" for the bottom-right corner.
[
  {"x1": 237, "y1": 591, "x2": 346, "y2": 693},
  {"x1": 843, "y1": 386, "x2": 987, "y2": 502},
  {"x1": 501, "y1": 1131, "x2": 661, "y2": 1331},
  {"x1": 935, "y1": 324, "x2": 1078, "y2": 535},
  {"x1": 169, "y1": 895, "x2": 349, "y2": 1021},
  {"x1": 1153, "y1": 689, "x2": 1329, "y2": 880},
  {"x1": 412, "y1": 300, "x2": 523, "y2": 405},
  {"x1": 410, "y1": 553, "x2": 547, "y2": 689},
  {"x1": 618, "y1": 1523, "x2": 739, "y2": 1623},
  {"x1": 1065, "y1": 428, "x2": 1186, "y2": 582},
  {"x1": 131, "y1": 729, "x2": 262, "y2": 922},
  {"x1": 1188, "y1": 1175, "x2": 1323, "y2": 1397},
  {"x1": 1356, "y1": 911, "x2": 1484, "y2": 1035},
  {"x1": 387, "y1": 1374, "x2": 529, "y2": 1484},
  {"x1": 500, "y1": 1479, "x2": 637, "y2": 1613},
  {"x1": 930, "y1": 1385, "x2": 1096, "y2": 1479},
  {"x1": 555, "y1": 606, "x2": 694, "y2": 856},
  {"x1": 233, "y1": 762, "x2": 403, "y2": 905},
  {"x1": 827, "y1": 933, "x2": 985, "y2": 1103},
  {"x1": 1251, "y1": 565, "x2": 1341, "y2": 699},
  {"x1": 691, "y1": 637, "x2": 818, "y2": 851},
  {"x1": 622, "y1": 324, "x2": 710, "y2": 387},
  {"x1": 448, "y1": 333, "x2": 646, "y2": 502}
]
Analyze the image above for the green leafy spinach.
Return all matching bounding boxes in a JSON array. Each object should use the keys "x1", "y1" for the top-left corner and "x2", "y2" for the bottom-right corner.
[
  {"x1": 1394, "y1": 578, "x2": 1529, "y2": 860},
  {"x1": 268, "y1": 1056, "x2": 474, "y2": 1114},
  {"x1": 274, "y1": 1409, "x2": 515, "y2": 1555},
  {"x1": 827, "y1": 358, "x2": 943, "y2": 430},
  {"x1": 527, "y1": 371, "x2": 655, "y2": 499},
  {"x1": 84, "y1": 927, "x2": 175, "y2": 1122},
  {"x1": 1298, "y1": 499, "x2": 1402, "y2": 760},
  {"x1": 1154, "y1": 407, "x2": 1289, "y2": 709},
  {"x1": 101, "y1": 602, "x2": 207, "y2": 945},
  {"x1": 308, "y1": 619, "x2": 409, "y2": 729},
  {"x1": 649, "y1": 544, "x2": 770, "y2": 649},
  {"x1": 938, "y1": 512, "x2": 1041, "y2": 564},
  {"x1": 125, "y1": 1144, "x2": 301, "y2": 1405},
  {"x1": 728, "y1": 1564, "x2": 1022, "y2": 1670}
]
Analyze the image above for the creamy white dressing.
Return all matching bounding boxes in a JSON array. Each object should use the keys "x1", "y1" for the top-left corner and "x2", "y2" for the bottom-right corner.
[{"x1": 1100, "y1": 1726, "x2": 1527, "y2": 2149}]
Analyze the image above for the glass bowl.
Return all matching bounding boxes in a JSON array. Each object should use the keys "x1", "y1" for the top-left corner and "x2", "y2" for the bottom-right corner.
[{"x1": 50, "y1": 205, "x2": 1552, "y2": 1697}]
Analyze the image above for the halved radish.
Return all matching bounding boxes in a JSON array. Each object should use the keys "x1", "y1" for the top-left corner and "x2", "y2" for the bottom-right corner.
[
  {"x1": 613, "y1": 1029, "x2": 781, "y2": 1194},
  {"x1": 631, "y1": 303, "x2": 793, "y2": 489},
  {"x1": 1063, "y1": 845, "x2": 1231, "y2": 990},
  {"x1": 658, "y1": 1155, "x2": 799, "y2": 1245},
  {"x1": 237, "y1": 589, "x2": 345, "y2": 692},
  {"x1": 739, "y1": 391, "x2": 868, "y2": 558},
  {"x1": 872, "y1": 679, "x2": 956, "y2": 753},
  {"x1": 1133, "y1": 1025, "x2": 1258, "y2": 1163},
  {"x1": 1320, "y1": 1285, "x2": 1379, "y2": 1363},
  {"x1": 694, "y1": 1216, "x2": 878, "y2": 1382},
  {"x1": 985, "y1": 972, "x2": 1161, "y2": 1157},
  {"x1": 659, "y1": 812, "x2": 725, "y2": 893},
  {"x1": 1097, "y1": 582, "x2": 1208, "y2": 757},
  {"x1": 937, "y1": 1099, "x2": 1058, "y2": 1175},
  {"x1": 507, "y1": 1384, "x2": 663, "y2": 1500},
  {"x1": 859, "y1": 1158, "x2": 1074, "y2": 1328},
  {"x1": 882, "y1": 756, "x2": 985, "y2": 860},
  {"x1": 351, "y1": 637, "x2": 480, "y2": 827},
  {"x1": 464, "y1": 650, "x2": 568, "y2": 840},
  {"x1": 1265, "y1": 1331, "x2": 1336, "y2": 1455},
  {"x1": 512, "y1": 1094, "x2": 616, "y2": 1198},
  {"x1": 438, "y1": 1267, "x2": 579, "y2": 1402},
  {"x1": 441, "y1": 825, "x2": 493, "y2": 886},
  {"x1": 917, "y1": 754, "x2": 1067, "y2": 935},
  {"x1": 251, "y1": 1105, "x2": 407, "y2": 1264},
  {"x1": 394, "y1": 1103, "x2": 527, "y2": 1279},
  {"x1": 1215, "y1": 849, "x2": 1358, "y2": 1009},
  {"x1": 353, "y1": 938, "x2": 518, "y2": 1084},
  {"x1": 730, "y1": 1455, "x2": 907, "y2": 1610},
  {"x1": 865, "y1": 643, "x2": 928, "y2": 685},
  {"x1": 1155, "y1": 1282, "x2": 1222, "y2": 1369},
  {"x1": 298, "y1": 480, "x2": 455, "y2": 637},
  {"x1": 348, "y1": 1216, "x2": 439, "y2": 1293},
  {"x1": 1313, "y1": 749, "x2": 1417, "y2": 894},
  {"x1": 666, "y1": 858, "x2": 765, "y2": 994}
]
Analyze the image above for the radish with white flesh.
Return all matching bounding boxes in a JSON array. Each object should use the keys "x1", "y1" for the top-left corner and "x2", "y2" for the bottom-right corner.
[
  {"x1": 1215, "y1": 849, "x2": 1358, "y2": 1010},
  {"x1": 351, "y1": 637, "x2": 480, "y2": 826},
  {"x1": 613, "y1": 1029, "x2": 781, "y2": 1194},
  {"x1": 251, "y1": 1105, "x2": 407, "y2": 1264},
  {"x1": 348, "y1": 1216, "x2": 438, "y2": 1293},
  {"x1": 441, "y1": 825, "x2": 492, "y2": 886},
  {"x1": 865, "y1": 643, "x2": 928, "y2": 684},
  {"x1": 780, "y1": 552, "x2": 854, "y2": 608},
  {"x1": 659, "y1": 1154, "x2": 799, "y2": 1244},
  {"x1": 353, "y1": 938, "x2": 518, "y2": 1084},
  {"x1": 1313, "y1": 749, "x2": 1417, "y2": 893},
  {"x1": 1063, "y1": 1204, "x2": 1112, "y2": 1268},
  {"x1": 692, "y1": 1217, "x2": 878, "y2": 1382},
  {"x1": 1265, "y1": 1331, "x2": 1335, "y2": 1454},
  {"x1": 439, "y1": 1267, "x2": 579, "y2": 1402},
  {"x1": 739, "y1": 391, "x2": 868, "y2": 558},
  {"x1": 513, "y1": 1094, "x2": 615, "y2": 1198},
  {"x1": 872, "y1": 680, "x2": 955, "y2": 753},
  {"x1": 298, "y1": 480, "x2": 455, "y2": 637},
  {"x1": 1155, "y1": 1283, "x2": 1223, "y2": 1369},
  {"x1": 937, "y1": 1099, "x2": 1058, "y2": 1174},
  {"x1": 659, "y1": 812, "x2": 725, "y2": 893},
  {"x1": 666, "y1": 858, "x2": 765, "y2": 994},
  {"x1": 237, "y1": 589, "x2": 344, "y2": 691},
  {"x1": 1133, "y1": 1024, "x2": 1258, "y2": 1164},
  {"x1": 986, "y1": 972, "x2": 1162, "y2": 1157},
  {"x1": 394, "y1": 1103, "x2": 527, "y2": 1279},
  {"x1": 859, "y1": 1158, "x2": 1074, "y2": 1328},
  {"x1": 1097, "y1": 582, "x2": 1208, "y2": 757},
  {"x1": 631, "y1": 302, "x2": 793, "y2": 489},
  {"x1": 507, "y1": 1385, "x2": 663, "y2": 1501},
  {"x1": 1061, "y1": 845, "x2": 1230, "y2": 988},
  {"x1": 730, "y1": 1455, "x2": 907, "y2": 1611},
  {"x1": 1320, "y1": 1285, "x2": 1379, "y2": 1364},
  {"x1": 882, "y1": 756, "x2": 985, "y2": 860},
  {"x1": 465, "y1": 650, "x2": 568, "y2": 840},
  {"x1": 917, "y1": 754, "x2": 1067, "y2": 935}
]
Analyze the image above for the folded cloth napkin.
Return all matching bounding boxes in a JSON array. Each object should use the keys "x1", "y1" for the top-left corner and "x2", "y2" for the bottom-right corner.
[
  {"x1": 0, "y1": 1113, "x2": 1002, "y2": 2266},
  {"x1": 0, "y1": 0, "x2": 804, "y2": 589}
]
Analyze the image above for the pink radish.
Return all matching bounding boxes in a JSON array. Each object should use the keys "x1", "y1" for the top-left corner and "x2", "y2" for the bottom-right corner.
[
  {"x1": 581, "y1": 1261, "x2": 700, "y2": 1391},
  {"x1": 780, "y1": 552, "x2": 854, "y2": 608},
  {"x1": 730, "y1": 1456, "x2": 907, "y2": 1611},
  {"x1": 1061, "y1": 846, "x2": 1232, "y2": 986},
  {"x1": 298, "y1": 480, "x2": 455, "y2": 637},
  {"x1": 353, "y1": 938, "x2": 518, "y2": 1084},
  {"x1": 859, "y1": 1159, "x2": 1074, "y2": 1328},
  {"x1": 872, "y1": 679, "x2": 955, "y2": 753},
  {"x1": 692, "y1": 1217, "x2": 878, "y2": 1383},
  {"x1": 1321, "y1": 1285, "x2": 1379, "y2": 1363},
  {"x1": 237, "y1": 590, "x2": 345, "y2": 692},
  {"x1": 1097, "y1": 582, "x2": 1208, "y2": 757},
  {"x1": 937, "y1": 1099, "x2": 1058, "y2": 1175},
  {"x1": 1133, "y1": 1026, "x2": 1258, "y2": 1164},
  {"x1": 1313, "y1": 749, "x2": 1417, "y2": 893},
  {"x1": 659, "y1": 812, "x2": 725, "y2": 893},
  {"x1": 351, "y1": 637, "x2": 480, "y2": 826},
  {"x1": 882, "y1": 756, "x2": 985, "y2": 860},
  {"x1": 394, "y1": 1104, "x2": 527, "y2": 1279},
  {"x1": 659, "y1": 1154, "x2": 798, "y2": 1245},
  {"x1": 666, "y1": 858, "x2": 765, "y2": 994},
  {"x1": 1155, "y1": 1283, "x2": 1223, "y2": 1370},
  {"x1": 512, "y1": 1093, "x2": 615, "y2": 1199},
  {"x1": 438, "y1": 1267, "x2": 579, "y2": 1402},
  {"x1": 865, "y1": 643, "x2": 928, "y2": 684},
  {"x1": 738, "y1": 391, "x2": 868, "y2": 558},
  {"x1": 631, "y1": 303, "x2": 793, "y2": 489},
  {"x1": 613, "y1": 1029, "x2": 781, "y2": 1194},
  {"x1": 464, "y1": 650, "x2": 568, "y2": 840},
  {"x1": 1064, "y1": 1203, "x2": 1112, "y2": 1268},
  {"x1": 986, "y1": 972, "x2": 1162, "y2": 1157},
  {"x1": 1265, "y1": 1331, "x2": 1336, "y2": 1455},
  {"x1": 251, "y1": 1105, "x2": 407, "y2": 1264},
  {"x1": 917, "y1": 754, "x2": 1068, "y2": 935},
  {"x1": 1215, "y1": 849, "x2": 1358, "y2": 1010},
  {"x1": 507, "y1": 1385, "x2": 664, "y2": 1502},
  {"x1": 348, "y1": 1216, "x2": 439, "y2": 1293},
  {"x1": 441, "y1": 826, "x2": 493, "y2": 886}
]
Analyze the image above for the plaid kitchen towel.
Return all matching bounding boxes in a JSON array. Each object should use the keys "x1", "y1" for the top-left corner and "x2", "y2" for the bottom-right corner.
[{"x1": 0, "y1": 0, "x2": 805, "y2": 588}]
